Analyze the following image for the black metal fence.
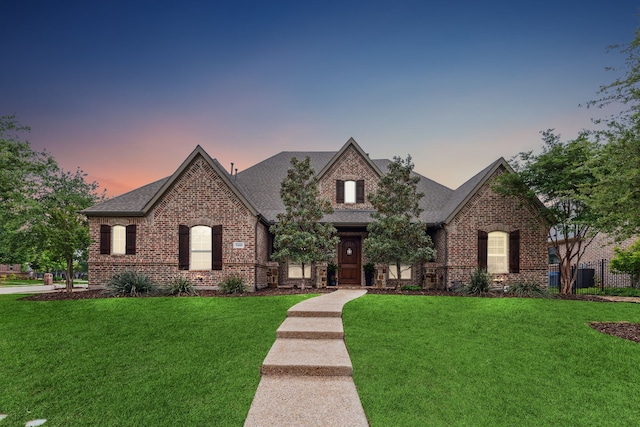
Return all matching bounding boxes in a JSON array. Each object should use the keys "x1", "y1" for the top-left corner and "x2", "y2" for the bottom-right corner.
[{"x1": 548, "y1": 259, "x2": 634, "y2": 294}]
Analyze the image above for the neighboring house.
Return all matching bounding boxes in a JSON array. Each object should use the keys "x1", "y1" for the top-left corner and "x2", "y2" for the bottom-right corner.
[
  {"x1": 549, "y1": 233, "x2": 637, "y2": 288},
  {"x1": 82, "y1": 138, "x2": 548, "y2": 290},
  {"x1": 0, "y1": 264, "x2": 26, "y2": 279}
]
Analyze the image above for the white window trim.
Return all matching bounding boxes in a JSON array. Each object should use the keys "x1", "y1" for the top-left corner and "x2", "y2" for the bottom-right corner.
[
  {"x1": 344, "y1": 180, "x2": 356, "y2": 204},
  {"x1": 112, "y1": 225, "x2": 126, "y2": 255},
  {"x1": 288, "y1": 262, "x2": 311, "y2": 279},
  {"x1": 487, "y1": 231, "x2": 508, "y2": 274},
  {"x1": 191, "y1": 225, "x2": 212, "y2": 270},
  {"x1": 388, "y1": 264, "x2": 412, "y2": 280}
]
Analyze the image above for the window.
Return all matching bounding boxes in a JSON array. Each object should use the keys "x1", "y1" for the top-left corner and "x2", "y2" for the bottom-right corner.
[
  {"x1": 100, "y1": 224, "x2": 136, "y2": 255},
  {"x1": 487, "y1": 231, "x2": 508, "y2": 274},
  {"x1": 112, "y1": 225, "x2": 126, "y2": 254},
  {"x1": 191, "y1": 226, "x2": 212, "y2": 270},
  {"x1": 388, "y1": 264, "x2": 412, "y2": 280},
  {"x1": 336, "y1": 180, "x2": 365, "y2": 204},
  {"x1": 344, "y1": 180, "x2": 356, "y2": 203},
  {"x1": 178, "y1": 224, "x2": 223, "y2": 271},
  {"x1": 288, "y1": 263, "x2": 311, "y2": 278}
]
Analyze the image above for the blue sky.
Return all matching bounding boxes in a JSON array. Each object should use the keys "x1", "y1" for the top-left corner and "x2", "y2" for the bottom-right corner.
[{"x1": 1, "y1": 1, "x2": 638, "y2": 195}]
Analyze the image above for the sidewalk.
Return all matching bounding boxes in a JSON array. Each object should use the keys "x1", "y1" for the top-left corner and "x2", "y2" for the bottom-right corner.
[
  {"x1": 0, "y1": 284, "x2": 88, "y2": 295},
  {"x1": 244, "y1": 289, "x2": 369, "y2": 426}
]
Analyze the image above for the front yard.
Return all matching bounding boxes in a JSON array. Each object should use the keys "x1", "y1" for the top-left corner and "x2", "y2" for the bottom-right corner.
[{"x1": 2, "y1": 292, "x2": 640, "y2": 426}]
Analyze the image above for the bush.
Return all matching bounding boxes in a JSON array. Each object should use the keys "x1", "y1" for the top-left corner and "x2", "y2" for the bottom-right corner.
[
  {"x1": 462, "y1": 268, "x2": 492, "y2": 295},
  {"x1": 219, "y1": 275, "x2": 246, "y2": 294},
  {"x1": 401, "y1": 285, "x2": 421, "y2": 291},
  {"x1": 104, "y1": 270, "x2": 158, "y2": 297},
  {"x1": 600, "y1": 287, "x2": 640, "y2": 297},
  {"x1": 506, "y1": 280, "x2": 549, "y2": 298},
  {"x1": 164, "y1": 277, "x2": 197, "y2": 296}
]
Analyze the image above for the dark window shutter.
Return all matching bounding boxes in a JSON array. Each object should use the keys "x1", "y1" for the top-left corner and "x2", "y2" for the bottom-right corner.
[
  {"x1": 125, "y1": 225, "x2": 136, "y2": 255},
  {"x1": 336, "y1": 180, "x2": 345, "y2": 203},
  {"x1": 509, "y1": 230, "x2": 520, "y2": 273},
  {"x1": 478, "y1": 230, "x2": 488, "y2": 270},
  {"x1": 178, "y1": 225, "x2": 189, "y2": 270},
  {"x1": 212, "y1": 225, "x2": 223, "y2": 270},
  {"x1": 100, "y1": 225, "x2": 111, "y2": 254},
  {"x1": 356, "y1": 180, "x2": 365, "y2": 203}
]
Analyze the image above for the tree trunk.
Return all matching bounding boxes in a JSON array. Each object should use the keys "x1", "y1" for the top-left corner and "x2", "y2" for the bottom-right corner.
[
  {"x1": 65, "y1": 257, "x2": 74, "y2": 293},
  {"x1": 301, "y1": 262, "x2": 306, "y2": 290}
]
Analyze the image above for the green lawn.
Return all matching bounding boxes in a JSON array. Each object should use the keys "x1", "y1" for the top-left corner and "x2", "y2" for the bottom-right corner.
[
  {"x1": 0, "y1": 294, "x2": 312, "y2": 427},
  {"x1": 344, "y1": 295, "x2": 640, "y2": 426},
  {"x1": 4, "y1": 293, "x2": 640, "y2": 426}
]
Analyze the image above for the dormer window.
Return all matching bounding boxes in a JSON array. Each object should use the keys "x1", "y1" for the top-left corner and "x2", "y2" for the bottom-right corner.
[{"x1": 336, "y1": 180, "x2": 365, "y2": 204}]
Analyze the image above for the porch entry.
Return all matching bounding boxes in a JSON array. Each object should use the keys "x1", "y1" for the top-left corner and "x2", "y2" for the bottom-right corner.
[{"x1": 338, "y1": 237, "x2": 361, "y2": 285}]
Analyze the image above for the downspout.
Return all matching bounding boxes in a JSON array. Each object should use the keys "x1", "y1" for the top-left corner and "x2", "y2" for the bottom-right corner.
[{"x1": 254, "y1": 217, "x2": 260, "y2": 291}]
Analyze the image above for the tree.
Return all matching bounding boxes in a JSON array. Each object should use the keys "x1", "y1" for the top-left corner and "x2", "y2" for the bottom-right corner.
[
  {"x1": 270, "y1": 157, "x2": 338, "y2": 289},
  {"x1": 0, "y1": 115, "x2": 57, "y2": 264},
  {"x1": 494, "y1": 131, "x2": 600, "y2": 294},
  {"x1": 33, "y1": 167, "x2": 104, "y2": 292},
  {"x1": 585, "y1": 28, "x2": 640, "y2": 240},
  {"x1": 363, "y1": 155, "x2": 436, "y2": 285},
  {"x1": 0, "y1": 115, "x2": 104, "y2": 291},
  {"x1": 610, "y1": 238, "x2": 640, "y2": 288}
]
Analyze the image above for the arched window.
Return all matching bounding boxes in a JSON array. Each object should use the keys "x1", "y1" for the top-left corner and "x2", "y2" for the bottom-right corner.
[
  {"x1": 487, "y1": 231, "x2": 508, "y2": 274},
  {"x1": 112, "y1": 225, "x2": 126, "y2": 255},
  {"x1": 191, "y1": 226, "x2": 212, "y2": 270}
]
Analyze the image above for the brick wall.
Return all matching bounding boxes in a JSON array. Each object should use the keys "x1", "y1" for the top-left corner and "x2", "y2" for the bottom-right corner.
[
  {"x1": 318, "y1": 145, "x2": 380, "y2": 210},
  {"x1": 444, "y1": 169, "x2": 548, "y2": 286},
  {"x1": 88, "y1": 155, "x2": 260, "y2": 289}
]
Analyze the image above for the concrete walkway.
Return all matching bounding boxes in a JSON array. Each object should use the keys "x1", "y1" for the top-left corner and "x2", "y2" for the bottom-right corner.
[
  {"x1": 0, "y1": 285, "x2": 88, "y2": 295},
  {"x1": 244, "y1": 289, "x2": 369, "y2": 427}
]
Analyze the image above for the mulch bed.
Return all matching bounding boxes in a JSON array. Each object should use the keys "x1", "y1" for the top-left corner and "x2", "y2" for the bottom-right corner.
[{"x1": 19, "y1": 287, "x2": 639, "y2": 343}]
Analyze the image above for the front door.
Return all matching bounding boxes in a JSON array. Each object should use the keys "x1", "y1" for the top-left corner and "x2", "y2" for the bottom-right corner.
[{"x1": 339, "y1": 237, "x2": 361, "y2": 285}]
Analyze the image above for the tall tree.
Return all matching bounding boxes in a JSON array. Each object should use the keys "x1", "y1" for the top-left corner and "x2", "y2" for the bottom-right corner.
[
  {"x1": 494, "y1": 131, "x2": 599, "y2": 294},
  {"x1": 34, "y1": 167, "x2": 104, "y2": 292},
  {"x1": 270, "y1": 157, "x2": 338, "y2": 289},
  {"x1": 0, "y1": 115, "x2": 56, "y2": 263},
  {"x1": 0, "y1": 115, "x2": 104, "y2": 291},
  {"x1": 364, "y1": 155, "x2": 435, "y2": 285},
  {"x1": 585, "y1": 28, "x2": 640, "y2": 240}
]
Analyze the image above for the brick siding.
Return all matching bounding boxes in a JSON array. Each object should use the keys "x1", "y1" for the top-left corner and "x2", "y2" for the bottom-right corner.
[{"x1": 88, "y1": 155, "x2": 260, "y2": 289}]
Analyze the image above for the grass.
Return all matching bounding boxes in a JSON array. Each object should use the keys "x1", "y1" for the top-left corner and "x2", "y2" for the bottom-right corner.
[
  {"x1": 0, "y1": 294, "x2": 312, "y2": 426},
  {"x1": 0, "y1": 279, "x2": 86, "y2": 287},
  {"x1": 344, "y1": 295, "x2": 640, "y2": 426}
]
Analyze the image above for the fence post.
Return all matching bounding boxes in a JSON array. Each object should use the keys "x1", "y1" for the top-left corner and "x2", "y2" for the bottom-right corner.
[{"x1": 600, "y1": 259, "x2": 606, "y2": 291}]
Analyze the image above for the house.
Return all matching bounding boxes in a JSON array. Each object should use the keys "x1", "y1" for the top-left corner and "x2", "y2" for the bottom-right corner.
[
  {"x1": 0, "y1": 264, "x2": 26, "y2": 279},
  {"x1": 82, "y1": 138, "x2": 549, "y2": 290},
  {"x1": 549, "y1": 232, "x2": 637, "y2": 289}
]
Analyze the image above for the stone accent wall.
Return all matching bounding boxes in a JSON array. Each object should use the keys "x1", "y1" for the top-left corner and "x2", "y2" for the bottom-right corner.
[
  {"x1": 87, "y1": 155, "x2": 260, "y2": 289},
  {"x1": 444, "y1": 169, "x2": 548, "y2": 287},
  {"x1": 318, "y1": 145, "x2": 380, "y2": 210}
]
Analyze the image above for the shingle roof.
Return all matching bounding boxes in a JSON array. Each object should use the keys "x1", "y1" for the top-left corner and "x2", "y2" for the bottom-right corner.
[{"x1": 83, "y1": 141, "x2": 509, "y2": 226}]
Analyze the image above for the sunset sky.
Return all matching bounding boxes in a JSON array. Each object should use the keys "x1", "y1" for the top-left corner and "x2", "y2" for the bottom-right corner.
[{"x1": 1, "y1": 1, "x2": 638, "y2": 196}]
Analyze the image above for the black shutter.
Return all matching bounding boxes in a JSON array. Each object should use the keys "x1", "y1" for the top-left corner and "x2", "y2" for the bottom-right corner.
[
  {"x1": 478, "y1": 230, "x2": 488, "y2": 270},
  {"x1": 356, "y1": 180, "x2": 365, "y2": 203},
  {"x1": 212, "y1": 225, "x2": 223, "y2": 270},
  {"x1": 509, "y1": 230, "x2": 520, "y2": 273},
  {"x1": 336, "y1": 180, "x2": 345, "y2": 203},
  {"x1": 125, "y1": 225, "x2": 136, "y2": 255},
  {"x1": 100, "y1": 225, "x2": 111, "y2": 254},
  {"x1": 179, "y1": 225, "x2": 189, "y2": 270}
]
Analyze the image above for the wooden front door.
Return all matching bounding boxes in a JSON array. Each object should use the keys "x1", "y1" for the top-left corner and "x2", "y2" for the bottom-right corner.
[{"x1": 339, "y1": 237, "x2": 361, "y2": 285}]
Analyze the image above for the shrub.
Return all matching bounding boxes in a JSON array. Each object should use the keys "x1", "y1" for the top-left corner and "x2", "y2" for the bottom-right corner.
[
  {"x1": 600, "y1": 287, "x2": 640, "y2": 297},
  {"x1": 104, "y1": 270, "x2": 158, "y2": 297},
  {"x1": 507, "y1": 280, "x2": 549, "y2": 298},
  {"x1": 219, "y1": 275, "x2": 246, "y2": 294},
  {"x1": 462, "y1": 268, "x2": 492, "y2": 295},
  {"x1": 164, "y1": 277, "x2": 197, "y2": 296},
  {"x1": 401, "y1": 285, "x2": 421, "y2": 291}
]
